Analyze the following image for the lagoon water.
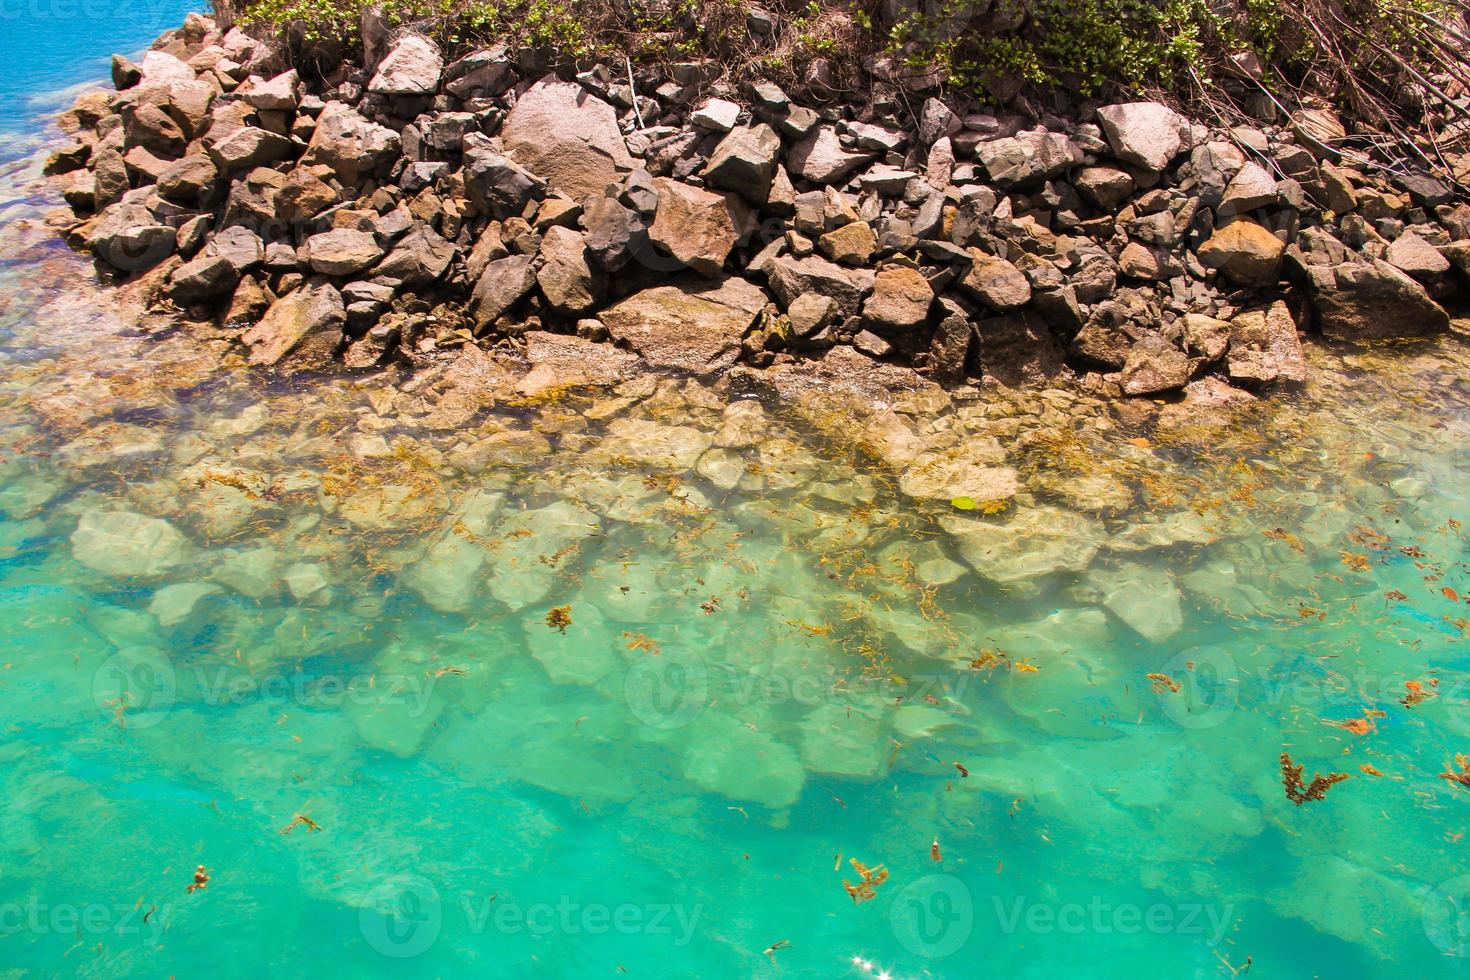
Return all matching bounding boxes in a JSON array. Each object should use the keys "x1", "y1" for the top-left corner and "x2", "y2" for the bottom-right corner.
[{"x1": 4, "y1": 11, "x2": 1470, "y2": 980}]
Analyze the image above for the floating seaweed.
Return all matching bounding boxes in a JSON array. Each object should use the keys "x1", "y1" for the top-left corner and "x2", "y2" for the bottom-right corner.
[
  {"x1": 280, "y1": 814, "x2": 322, "y2": 835},
  {"x1": 1148, "y1": 672, "x2": 1181, "y2": 694},
  {"x1": 186, "y1": 865, "x2": 210, "y2": 893},
  {"x1": 841, "y1": 858, "x2": 889, "y2": 904},
  {"x1": 1440, "y1": 755, "x2": 1470, "y2": 789},
  {"x1": 1280, "y1": 752, "x2": 1350, "y2": 806},
  {"x1": 546, "y1": 605, "x2": 573, "y2": 633},
  {"x1": 1400, "y1": 678, "x2": 1439, "y2": 708}
]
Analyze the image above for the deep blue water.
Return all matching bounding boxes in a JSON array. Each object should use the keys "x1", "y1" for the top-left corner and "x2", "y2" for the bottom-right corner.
[{"x1": 0, "y1": 0, "x2": 200, "y2": 162}]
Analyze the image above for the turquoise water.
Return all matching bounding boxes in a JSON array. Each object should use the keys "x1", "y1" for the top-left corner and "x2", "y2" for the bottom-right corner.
[{"x1": 5, "y1": 22, "x2": 1470, "y2": 980}]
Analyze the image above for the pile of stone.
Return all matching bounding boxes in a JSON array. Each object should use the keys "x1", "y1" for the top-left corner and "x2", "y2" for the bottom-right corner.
[{"x1": 44, "y1": 13, "x2": 1469, "y2": 395}]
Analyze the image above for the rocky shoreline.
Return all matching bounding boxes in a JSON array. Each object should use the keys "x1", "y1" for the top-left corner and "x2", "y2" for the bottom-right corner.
[{"x1": 37, "y1": 10, "x2": 1470, "y2": 408}]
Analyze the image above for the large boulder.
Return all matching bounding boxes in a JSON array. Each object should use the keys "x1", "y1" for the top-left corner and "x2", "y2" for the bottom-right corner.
[
  {"x1": 463, "y1": 147, "x2": 544, "y2": 219},
  {"x1": 303, "y1": 228, "x2": 384, "y2": 276},
  {"x1": 501, "y1": 76, "x2": 633, "y2": 200},
  {"x1": 470, "y1": 254, "x2": 537, "y2": 332},
  {"x1": 241, "y1": 280, "x2": 346, "y2": 371},
  {"x1": 1306, "y1": 258, "x2": 1449, "y2": 340},
  {"x1": 86, "y1": 202, "x2": 175, "y2": 271},
  {"x1": 205, "y1": 125, "x2": 295, "y2": 175},
  {"x1": 957, "y1": 249, "x2": 1031, "y2": 311},
  {"x1": 536, "y1": 226, "x2": 604, "y2": 314},
  {"x1": 787, "y1": 125, "x2": 874, "y2": 184},
  {"x1": 1197, "y1": 219, "x2": 1284, "y2": 286},
  {"x1": 766, "y1": 255, "x2": 875, "y2": 316},
  {"x1": 974, "y1": 131, "x2": 1082, "y2": 187},
  {"x1": 1096, "y1": 102, "x2": 1189, "y2": 171},
  {"x1": 301, "y1": 101, "x2": 401, "y2": 184},
  {"x1": 1226, "y1": 301, "x2": 1306, "y2": 384},
  {"x1": 863, "y1": 264, "x2": 934, "y2": 330},
  {"x1": 72, "y1": 509, "x2": 186, "y2": 579},
  {"x1": 375, "y1": 225, "x2": 456, "y2": 287},
  {"x1": 156, "y1": 152, "x2": 217, "y2": 201},
  {"x1": 368, "y1": 35, "x2": 442, "y2": 95},
  {"x1": 1120, "y1": 334, "x2": 1191, "y2": 395},
  {"x1": 599, "y1": 277, "x2": 767, "y2": 374},
  {"x1": 647, "y1": 178, "x2": 746, "y2": 277},
  {"x1": 703, "y1": 123, "x2": 781, "y2": 204}
]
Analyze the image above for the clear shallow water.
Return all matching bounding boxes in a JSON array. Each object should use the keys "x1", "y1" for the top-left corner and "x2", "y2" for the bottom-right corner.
[{"x1": 4, "y1": 42, "x2": 1470, "y2": 980}]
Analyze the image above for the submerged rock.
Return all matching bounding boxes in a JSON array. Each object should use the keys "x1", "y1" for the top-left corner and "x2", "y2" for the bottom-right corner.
[{"x1": 72, "y1": 509, "x2": 187, "y2": 579}]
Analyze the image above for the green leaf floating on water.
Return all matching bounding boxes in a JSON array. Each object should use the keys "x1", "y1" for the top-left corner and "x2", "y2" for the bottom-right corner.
[{"x1": 951, "y1": 496, "x2": 978, "y2": 510}]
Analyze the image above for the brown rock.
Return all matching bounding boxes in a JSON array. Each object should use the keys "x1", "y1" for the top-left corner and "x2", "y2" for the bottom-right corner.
[
  {"x1": 600, "y1": 277, "x2": 768, "y2": 374},
  {"x1": 1196, "y1": 220, "x2": 1284, "y2": 286},
  {"x1": 957, "y1": 249, "x2": 1031, "y2": 311},
  {"x1": 863, "y1": 264, "x2": 933, "y2": 330},
  {"x1": 241, "y1": 280, "x2": 345, "y2": 371},
  {"x1": 1227, "y1": 301, "x2": 1306, "y2": 384},
  {"x1": 647, "y1": 178, "x2": 746, "y2": 277}
]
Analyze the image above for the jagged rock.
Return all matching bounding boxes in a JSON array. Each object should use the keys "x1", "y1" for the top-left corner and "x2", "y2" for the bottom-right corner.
[
  {"x1": 1073, "y1": 166, "x2": 1134, "y2": 210},
  {"x1": 928, "y1": 305, "x2": 971, "y2": 385},
  {"x1": 470, "y1": 254, "x2": 537, "y2": 331},
  {"x1": 301, "y1": 101, "x2": 400, "y2": 184},
  {"x1": 1188, "y1": 141, "x2": 1246, "y2": 206},
  {"x1": 863, "y1": 264, "x2": 933, "y2": 330},
  {"x1": 957, "y1": 249, "x2": 1031, "y2": 311},
  {"x1": 976, "y1": 311, "x2": 1063, "y2": 386},
  {"x1": 112, "y1": 54, "x2": 142, "y2": 90},
  {"x1": 974, "y1": 131, "x2": 1082, "y2": 187},
  {"x1": 536, "y1": 226, "x2": 603, "y2": 314},
  {"x1": 818, "y1": 220, "x2": 876, "y2": 266},
  {"x1": 1120, "y1": 334, "x2": 1191, "y2": 395},
  {"x1": 241, "y1": 280, "x2": 345, "y2": 371},
  {"x1": 647, "y1": 178, "x2": 746, "y2": 276},
  {"x1": 368, "y1": 35, "x2": 443, "y2": 95},
  {"x1": 463, "y1": 146, "x2": 545, "y2": 219},
  {"x1": 156, "y1": 152, "x2": 217, "y2": 201},
  {"x1": 600, "y1": 277, "x2": 767, "y2": 374},
  {"x1": 1096, "y1": 102, "x2": 1188, "y2": 171},
  {"x1": 703, "y1": 123, "x2": 781, "y2": 204},
  {"x1": 303, "y1": 228, "x2": 383, "y2": 276},
  {"x1": 206, "y1": 125, "x2": 294, "y2": 174},
  {"x1": 788, "y1": 292, "x2": 837, "y2": 335},
  {"x1": 1385, "y1": 230, "x2": 1451, "y2": 280},
  {"x1": 274, "y1": 167, "x2": 339, "y2": 223},
  {"x1": 1218, "y1": 161, "x2": 1277, "y2": 215},
  {"x1": 1227, "y1": 301, "x2": 1306, "y2": 384},
  {"x1": 502, "y1": 75, "x2": 633, "y2": 200},
  {"x1": 168, "y1": 254, "x2": 239, "y2": 303},
  {"x1": 1183, "y1": 313, "x2": 1232, "y2": 362},
  {"x1": 1196, "y1": 219, "x2": 1283, "y2": 286},
  {"x1": 375, "y1": 225, "x2": 455, "y2": 287},
  {"x1": 124, "y1": 103, "x2": 187, "y2": 157},
  {"x1": 581, "y1": 194, "x2": 639, "y2": 271},
  {"x1": 1308, "y1": 258, "x2": 1449, "y2": 339},
  {"x1": 243, "y1": 68, "x2": 299, "y2": 110},
  {"x1": 140, "y1": 50, "x2": 196, "y2": 86},
  {"x1": 691, "y1": 98, "x2": 740, "y2": 131},
  {"x1": 787, "y1": 125, "x2": 874, "y2": 184},
  {"x1": 767, "y1": 254, "x2": 875, "y2": 315},
  {"x1": 86, "y1": 202, "x2": 175, "y2": 271}
]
